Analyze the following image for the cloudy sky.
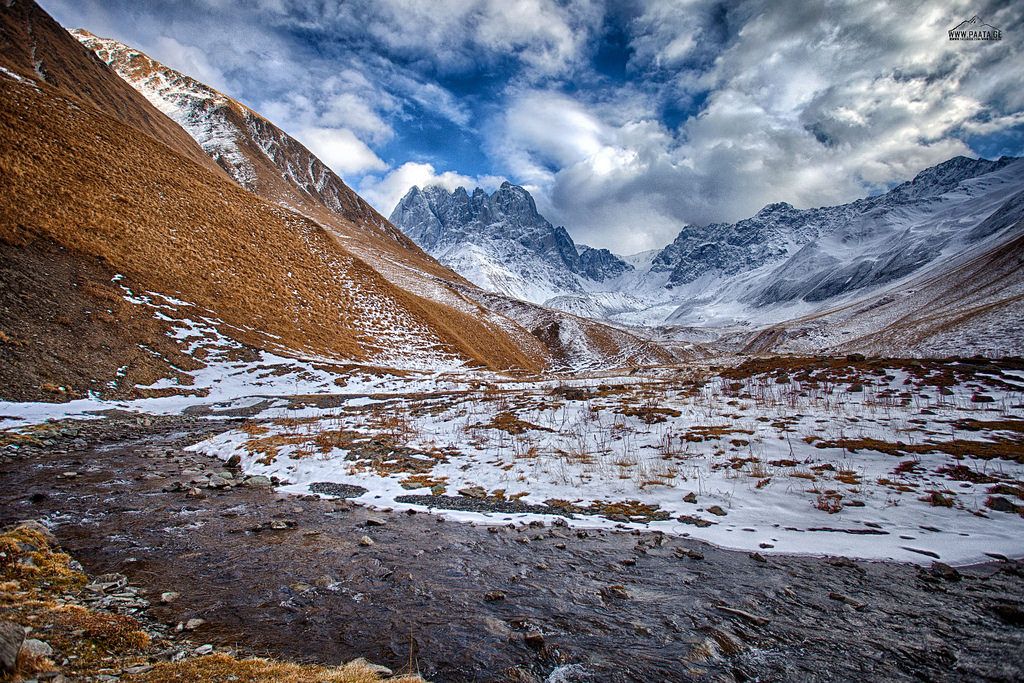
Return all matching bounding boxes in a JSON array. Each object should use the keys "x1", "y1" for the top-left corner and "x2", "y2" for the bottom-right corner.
[{"x1": 43, "y1": 0, "x2": 1024, "y2": 254}]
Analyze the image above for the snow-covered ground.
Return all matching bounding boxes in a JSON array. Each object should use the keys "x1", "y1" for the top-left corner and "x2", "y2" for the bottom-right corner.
[{"x1": 182, "y1": 361, "x2": 1024, "y2": 566}]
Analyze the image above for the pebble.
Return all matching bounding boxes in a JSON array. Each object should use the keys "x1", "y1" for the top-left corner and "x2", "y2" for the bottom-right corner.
[
  {"x1": 184, "y1": 618, "x2": 205, "y2": 631},
  {"x1": 160, "y1": 592, "x2": 180, "y2": 604},
  {"x1": 358, "y1": 535, "x2": 375, "y2": 547},
  {"x1": 194, "y1": 644, "x2": 214, "y2": 655}
]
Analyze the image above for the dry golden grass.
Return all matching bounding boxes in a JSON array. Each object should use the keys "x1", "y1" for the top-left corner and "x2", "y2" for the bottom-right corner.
[
  {"x1": 814, "y1": 437, "x2": 1024, "y2": 464},
  {"x1": 0, "y1": 64, "x2": 542, "y2": 389},
  {"x1": 129, "y1": 653, "x2": 424, "y2": 683}
]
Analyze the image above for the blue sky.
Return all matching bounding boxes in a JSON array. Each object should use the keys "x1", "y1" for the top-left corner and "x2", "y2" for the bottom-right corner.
[{"x1": 43, "y1": 0, "x2": 1024, "y2": 253}]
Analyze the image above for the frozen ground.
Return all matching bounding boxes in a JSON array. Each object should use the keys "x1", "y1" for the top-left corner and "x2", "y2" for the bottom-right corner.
[{"x1": 178, "y1": 358, "x2": 1024, "y2": 566}]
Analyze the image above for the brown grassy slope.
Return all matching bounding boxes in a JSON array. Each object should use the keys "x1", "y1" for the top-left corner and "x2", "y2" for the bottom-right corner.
[
  {"x1": 71, "y1": 29, "x2": 472, "y2": 286},
  {"x1": 0, "y1": 239, "x2": 201, "y2": 402},
  {"x1": 70, "y1": 29, "x2": 671, "y2": 371},
  {"x1": 0, "y1": 75, "x2": 543, "y2": 375},
  {"x1": 0, "y1": 0, "x2": 224, "y2": 177}
]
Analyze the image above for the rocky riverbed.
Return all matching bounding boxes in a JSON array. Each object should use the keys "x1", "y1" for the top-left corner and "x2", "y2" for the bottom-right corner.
[{"x1": 2, "y1": 414, "x2": 1023, "y2": 682}]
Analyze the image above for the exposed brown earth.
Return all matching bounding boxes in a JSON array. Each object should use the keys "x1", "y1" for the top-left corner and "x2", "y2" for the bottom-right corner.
[{"x1": 0, "y1": 239, "x2": 201, "y2": 402}]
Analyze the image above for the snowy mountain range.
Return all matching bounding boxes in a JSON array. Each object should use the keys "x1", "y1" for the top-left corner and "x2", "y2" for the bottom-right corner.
[
  {"x1": 391, "y1": 156, "x2": 1024, "y2": 334},
  {"x1": 389, "y1": 183, "x2": 631, "y2": 303}
]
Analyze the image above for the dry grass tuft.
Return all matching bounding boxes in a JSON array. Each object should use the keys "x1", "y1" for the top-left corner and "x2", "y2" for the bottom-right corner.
[{"x1": 129, "y1": 654, "x2": 423, "y2": 683}]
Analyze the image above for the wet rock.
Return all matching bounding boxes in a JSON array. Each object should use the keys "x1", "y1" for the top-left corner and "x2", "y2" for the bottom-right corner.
[
  {"x1": 524, "y1": 631, "x2": 545, "y2": 647},
  {"x1": 828, "y1": 592, "x2": 867, "y2": 610},
  {"x1": 484, "y1": 591, "x2": 506, "y2": 602},
  {"x1": 601, "y1": 585, "x2": 629, "y2": 600},
  {"x1": 0, "y1": 620, "x2": 25, "y2": 674},
  {"x1": 990, "y1": 603, "x2": 1024, "y2": 626},
  {"x1": 675, "y1": 548, "x2": 704, "y2": 560},
  {"x1": 929, "y1": 562, "x2": 961, "y2": 582},
  {"x1": 716, "y1": 605, "x2": 769, "y2": 626}
]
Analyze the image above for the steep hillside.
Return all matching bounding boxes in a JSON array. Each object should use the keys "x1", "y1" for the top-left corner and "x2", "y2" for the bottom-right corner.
[
  {"x1": 68, "y1": 27, "x2": 669, "y2": 374},
  {"x1": 0, "y1": 0, "x2": 223, "y2": 176},
  {"x1": 0, "y1": 0, "x2": 561, "y2": 402},
  {"x1": 746, "y1": 189, "x2": 1024, "y2": 357}
]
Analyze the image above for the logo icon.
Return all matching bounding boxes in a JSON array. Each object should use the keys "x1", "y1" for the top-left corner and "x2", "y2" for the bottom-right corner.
[{"x1": 948, "y1": 16, "x2": 1002, "y2": 40}]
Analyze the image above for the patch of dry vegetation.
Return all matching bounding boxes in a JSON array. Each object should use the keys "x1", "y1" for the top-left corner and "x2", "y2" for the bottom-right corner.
[{"x1": 129, "y1": 654, "x2": 424, "y2": 683}]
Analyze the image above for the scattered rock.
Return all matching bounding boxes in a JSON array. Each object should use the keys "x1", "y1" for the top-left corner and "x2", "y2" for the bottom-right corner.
[
  {"x1": 683, "y1": 492, "x2": 698, "y2": 504},
  {"x1": 828, "y1": 592, "x2": 866, "y2": 610},
  {"x1": 675, "y1": 548, "x2": 704, "y2": 560},
  {"x1": 749, "y1": 552, "x2": 767, "y2": 563},
  {"x1": 160, "y1": 591, "x2": 180, "y2": 604},
  {"x1": 458, "y1": 486, "x2": 488, "y2": 499},
  {"x1": 484, "y1": 590, "x2": 506, "y2": 602},
  {"x1": 123, "y1": 665, "x2": 154, "y2": 675},
  {"x1": 0, "y1": 620, "x2": 25, "y2": 674},
  {"x1": 358, "y1": 535, "x2": 375, "y2": 547},
  {"x1": 244, "y1": 475, "x2": 272, "y2": 488},
  {"x1": 225, "y1": 454, "x2": 241, "y2": 469},
  {"x1": 364, "y1": 517, "x2": 387, "y2": 527},
  {"x1": 986, "y1": 496, "x2": 1019, "y2": 513},
  {"x1": 184, "y1": 618, "x2": 205, "y2": 631},
  {"x1": 194, "y1": 644, "x2": 214, "y2": 655},
  {"x1": 706, "y1": 506, "x2": 727, "y2": 517},
  {"x1": 677, "y1": 515, "x2": 714, "y2": 527},
  {"x1": 601, "y1": 585, "x2": 629, "y2": 600},
  {"x1": 268, "y1": 519, "x2": 296, "y2": 530},
  {"x1": 524, "y1": 631, "x2": 545, "y2": 647},
  {"x1": 21, "y1": 638, "x2": 54, "y2": 657}
]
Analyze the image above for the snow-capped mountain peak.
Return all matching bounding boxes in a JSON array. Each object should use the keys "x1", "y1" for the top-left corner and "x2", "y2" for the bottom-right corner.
[{"x1": 389, "y1": 183, "x2": 632, "y2": 305}]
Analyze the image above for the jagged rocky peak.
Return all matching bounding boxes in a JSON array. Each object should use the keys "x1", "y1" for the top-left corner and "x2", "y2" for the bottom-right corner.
[{"x1": 390, "y1": 182, "x2": 630, "y2": 283}]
